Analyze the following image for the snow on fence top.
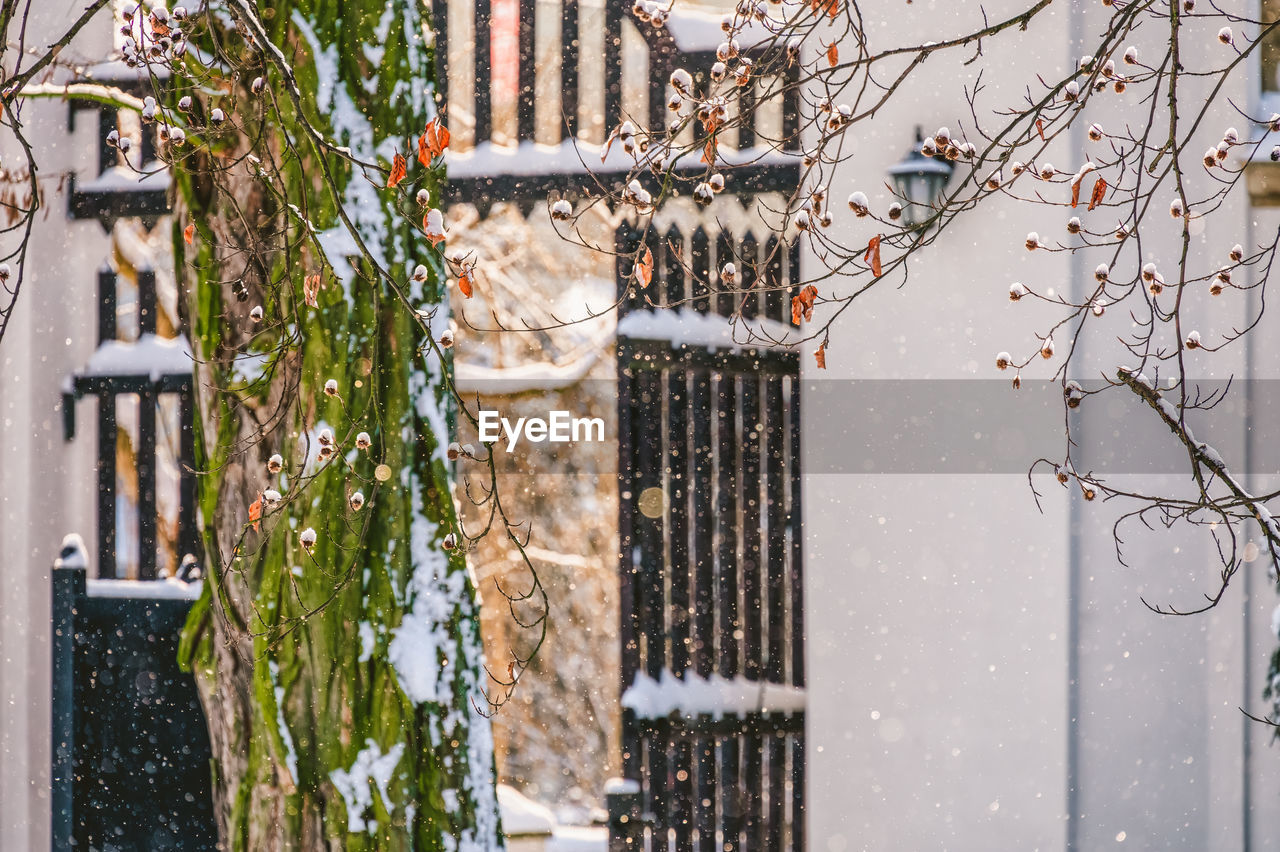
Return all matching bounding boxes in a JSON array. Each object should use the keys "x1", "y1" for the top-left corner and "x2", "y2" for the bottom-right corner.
[
  {"x1": 446, "y1": 139, "x2": 797, "y2": 179},
  {"x1": 622, "y1": 669, "x2": 806, "y2": 718},
  {"x1": 617, "y1": 307, "x2": 797, "y2": 351},
  {"x1": 86, "y1": 578, "x2": 202, "y2": 600},
  {"x1": 82, "y1": 334, "x2": 193, "y2": 378}
]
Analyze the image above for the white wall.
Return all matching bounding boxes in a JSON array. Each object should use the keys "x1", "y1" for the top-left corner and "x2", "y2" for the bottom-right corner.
[
  {"x1": 804, "y1": 0, "x2": 1280, "y2": 847},
  {"x1": 0, "y1": 2, "x2": 115, "y2": 846}
]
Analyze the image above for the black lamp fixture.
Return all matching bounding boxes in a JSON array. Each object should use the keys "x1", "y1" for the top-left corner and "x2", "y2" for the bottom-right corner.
[{"x1": 886, "y1": 127, "x2": 954, "y2": 227}]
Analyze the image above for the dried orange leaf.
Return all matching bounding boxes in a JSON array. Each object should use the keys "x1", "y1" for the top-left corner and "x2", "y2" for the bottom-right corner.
[
  {"x1": 635, "y1": 246, "x2": 654, "y2": 289},
  {"x1": 1036, "y1": 118, "x2": 1045, "y2": 141},
  {"x1": 865, "y1": 235, "x2": 883, "y2": 277},
  {"x1": 387, "y1": 152, "x2": 407, "y2": 188},
  {"x1": 183, "y1": 223, "x2": 194, "y2": 245},
  {"x1": 1087, "y1": 177, "x2": 1107, "y2": 211},
  {"x1": 418, "y1": 131, "x2": 431, "y2": 167},
  {"x1": 248, "y1": 493, "x2": 263, "y2": 532},
  {"x1": 303, "y1": 272, "x2": 322, "y2": 307},
  {"x1": 814, "y1": 344, "x2": 827, "y2": 369},
  {"x1": 701, "y1": 138, "x2": 717, "y2": 166},
  {"x1": 458, "y1": 273, "x2": 473, "y2": 298},
  {"x1": 1070, "y1": 181, "x2": 1081, "y2": 208},
  {"x1": 827, "y1": 42, "x2": 839, "y2": 67}
]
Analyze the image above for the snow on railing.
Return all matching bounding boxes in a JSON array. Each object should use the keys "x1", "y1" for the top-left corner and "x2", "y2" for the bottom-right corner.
[
  {"x1": 622, "y1": 669, "x2": 806, "y2": 718},
  {"x1": 81, "y1": 333, "x2": 193, "y2": 378},
  {"x1": 617, "y1": 307, "x2": 797, "y2": 351}
]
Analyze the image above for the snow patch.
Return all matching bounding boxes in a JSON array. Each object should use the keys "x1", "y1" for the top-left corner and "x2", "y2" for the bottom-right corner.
[
  {"x1": 622, "y1": 669, "x2": 806, "y2": 718},
  {"x1": 329, "y1": 739, "x2": 406, "y2": 834},
  {"x1": 82, "y1": 334, "x2": 192, "y2": 378},
  {"x1": 497, "y1": 784, "x2": 555, "y2": 836},
  {"x1": 617, "y1": 308, "x2": 797, "y2": 351},
  {"x1": 86, "y1": 577, "x2": 201, "y2": 599},
  {"x1": 268, "y1": 661, "x2": 299, "y2": 785}
]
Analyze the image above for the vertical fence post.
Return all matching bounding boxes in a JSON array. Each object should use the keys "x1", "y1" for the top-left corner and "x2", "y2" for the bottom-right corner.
[
  {"x1": 606, "y1": 778, "x2": 645, "y2": 852},
  {"x1": 51, "y1": 534, "x2": 87, "y2": 852}
]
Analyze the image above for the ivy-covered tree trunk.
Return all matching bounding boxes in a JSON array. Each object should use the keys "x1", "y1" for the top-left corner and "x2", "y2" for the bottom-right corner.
[{"x1": 172, "y1": 3, "x2": 502, "y2": 849}]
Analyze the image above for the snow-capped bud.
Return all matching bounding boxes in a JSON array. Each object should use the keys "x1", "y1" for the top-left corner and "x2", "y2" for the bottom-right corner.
[
  {"x1": 1230, "y1": 244, "x2": 1244, "y2": 262},
  {"x1": 1079, "y1": 55, "x2": 1094, "y2": 71},
  {"x1": 670, "y1": 68, "x2": 693, "y2": 94},
  {"x1": 1210, "y1": 280, "x2": 1224, "y2": 296},
  {"x1": 172, "y1": 5, "x2": 186, "y2": 20},
  {"x1": 209, "y1": 107, "x2": 225, "y2": 125},
  {"x1": 693, "y1": 182, "x2": 714, "y2": 206},
  {"x1": 349, "y1": 491, "x2": 365, "y2": 511},
  {"x1": 318, "y1": 428, "x2": 334, "y2": 447},
  {"x1": 1012, "y1": 373, "x2": 1022, "y2": 390},
  {"x1": 178, "y1": 95, "x2": 193, "y2": 112},
  {"x1": 355, "y1": 431, "x2": 371, "y2": 450},
  {"x1": 795, "y1": 210, "x2": 811, "y2": 231},
  {"x1": 168, "y1": 127, "x2": 185, "y2": 146},
  {"x1": 158, "y1": 125, "x2": 170, "y2": 143},
  {"x1": 960, "y1": 142, "x2": 976, "y2": 159},
  {"x1": 251, "y1": 76, "x2": 266, "y2": 95},
  {"x1": 709, "y1": 173, "x2": 725, "y2": 193},
  {"x1": 1025, "y1": 232, "x2": 1041, "y2": 251},
  {"x1": 433, "y1": 329, "x2": 452, "y2": 350},
  {"x1": 416, "y1": 188, "x2": 431, "y2": 206},
  {"x1": 1270, "y1": 114, "x2": 1280, "y2": 133},
  {"x1": 1123, "y1": 45, "x2": 1138, "y2": 64},
  {"x1": 1041, "y1": 337, "x2": 1055, "y2": 359},
  {"x1": 1064, "y1": 81, "x2": 1079, "y2": 101},
  {"x1": 1204, "y1": 147, "x2": 1219, "y2": 168},
  {"x1": 1091, "y1": 300, "x2": 1107, "y2": 317},
  {"x1": 263, "y1": 489, "x2": 282, "y2": 505},
  {"x1": 141, "y1": 96, "x2": 157, "y2": 123},
  {"x1": 710, "y1": 61, "x2": 727, "y2": 82},
  {"x1": 447, "y1": 442, "x2": 463, "y2": 460},
  {"x1": 412, "y1": 264, "x2": 428, "y2": 282},
  {"x1": 442, "y1": 532, "x2": 458, "y2": 550},
  {"x1": 1142, "y1": 262, "x2": 1157, "y2": 281},
  {"x1": 299, "y1": 528, "x2": 317, "y2": 550},
  {"x1": 1009, "y1": 282, "x2": 1028, "y2": 301},
  {"x1": 1065, "y1": 380, "x2": 1083, "y2": 409},
  {"x1": 934, "y1": 126, "x2": 951, "y2": 146},
  {"x1": 1039, "y1": 163, "x2": 1056, "y2": 180},
  {"x1": 1148, "y1": 272, "x2": 1165, "y2": 295},
  {"x1": 1088, "y1": 123, "x2": 1103, "y2": 141},
  {"x1": 995, "y1": 352, "x2": 1012, "y2": 370},
  {"x1": 106, "y1": 129, "x2": 120, "y2": 147},
  {"x1": 249, "y1": 305, "x2": 264, "y2": 322},
  {"x1": 118, "y1": 137, "x2": 132, "y2": 153},
  {"x1": 268, "y1": 453, "x2": 283, "y2": 474},
  {"x1": 323, "y1": 378, "x2": 339, "y2": 397},
  {"x1": 920, "y1": 138, "x2": 938, "y2": 157},
  {"x1": 818, "y1": 210, "x2": 833, "y2": 228},
  {"x1": 1066, "y1": 216, "x2": 1081, "y2": 234},
  {"x1": 1271, "y1": 146, "x2": 1280, "y2": 162},
  {"x1": 1185, "y1": 331, "x2": 1201, "y2": 349},
  {"x1": 1223, "y1": 127, "x2": 1239, "y2": 145},
  {"x1": 720, "y1": 262, "x2": 736, "y2": 284},
  {"x1": 943, "y1": 143, "x2": 961, "y2": 161},
  {"x1": 1010, "y1": 161, "x2": 1025, "y2": 176},
  {"x1": 1101, "y1": 59, "x2": 1115, "y2": 78},
  {"x1": 887, "y1": 202, "x2": 903, "y2": 220},
  {"x1": 721, "y1": 13, "x2": 734, "y2": 31},
  {"x1": 651, "y1": 8, "x2": 668, "y2": 26},
  {"x1": 667, "y1": 92, "x2": 683, "y2": 112},
  {"x1": 1218, "y1": 27, "x2": 1233, "y2": 45},
  {"x1": 985, "y1": 171, "x2": 1003, "y2": 191},
  {"x1": 172, "y1": 39, "x2": 188, "y2": 58},
  {"x1": 318, "y1": 444, "x2": 335, "y2": 461},
  {"x1": 632, "y1": 1, "x2": 648, "y2": 19},
  {"x1": 847, "y1": 191, "x2": 869, "y2": 216},
  {"x1": 463, "y1": 443, "x2": 476, "y2": 458},
  {"x1": 1170, "y1": 198, "x2": 1184, "y2": 218},
  {"x1": 1094, "y1": 263, "x2": 1109, "y2": 281},
  {"x1": 1217, "y1": 267, "x2": 1232, "y2": 285}
]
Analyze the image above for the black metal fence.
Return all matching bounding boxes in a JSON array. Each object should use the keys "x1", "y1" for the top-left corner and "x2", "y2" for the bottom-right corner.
[
  {"x1": 614, "y1": 221, "x2": 805, "y2": 850},
  {"x1": 51, "y1": 560, "x2": 217, "y2": 851}
]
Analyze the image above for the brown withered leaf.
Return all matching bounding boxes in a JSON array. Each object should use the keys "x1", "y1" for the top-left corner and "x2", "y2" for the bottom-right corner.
[
  {"x1": 387, "y1": 152, "x2": 407, "y2": 188},
  {"x1": 827, "y1": 42, "x2": 839, "y2": 67},
  {"x1": 865, "y1": 235, "x2": 883, "y2": 277},
  {"x1": 635, "y1": 246, "x2": 654, "y2": 289},
  {"x1": 814, "y1": 344, "x2": 827, "y2": 369},
  {"x1": 183, "y1": 223, "x2": 194, "y2": 245},
  {"x1": 1087, "y1": 177, "x2": 1107, "y2": 211}
]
